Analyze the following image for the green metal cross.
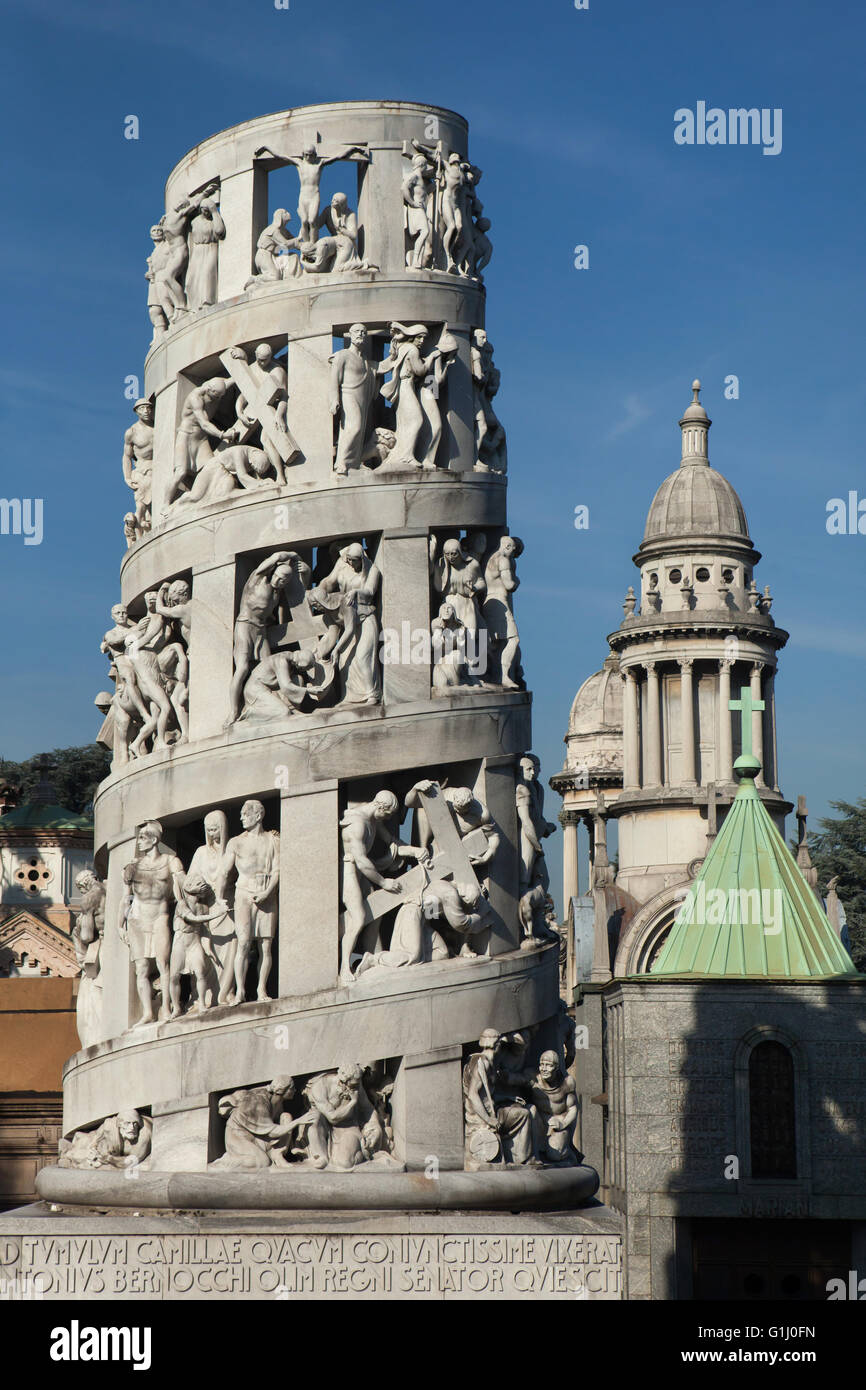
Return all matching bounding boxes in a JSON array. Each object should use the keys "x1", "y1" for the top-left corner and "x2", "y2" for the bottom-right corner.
[{"x1": 729, "y1": 685, "x2": 765, "y2": 758}]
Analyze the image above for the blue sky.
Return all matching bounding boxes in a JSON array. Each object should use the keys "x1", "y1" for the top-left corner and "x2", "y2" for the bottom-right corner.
[{"x1": 1, "y1": 0, "x2": 864, "y2": 907}]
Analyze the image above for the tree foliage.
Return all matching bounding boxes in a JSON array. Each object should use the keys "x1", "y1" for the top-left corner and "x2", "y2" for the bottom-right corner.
[
  {"x1": 806, "y1": 798, "x2": 866, "y2": 971},
  {"x1": 0, "y1": 745, "x2": 110, "y2": 816}
]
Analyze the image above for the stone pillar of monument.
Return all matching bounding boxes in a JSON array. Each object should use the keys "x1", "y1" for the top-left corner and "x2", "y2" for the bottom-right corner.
[{"x1": 40, "y1": 101, "x2": 600, "y2": 1224}]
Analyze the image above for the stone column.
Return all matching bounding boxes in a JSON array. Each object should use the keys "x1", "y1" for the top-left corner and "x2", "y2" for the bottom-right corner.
[
  {"x1": 560, "y1": 808, "x2": 580, "y2": 907},
  {"x1": 718, "y1": 659, "x2": 733, "y2": 782},
  {"x1": 390, "y1": 1044, "x2": 465, "y2": 1171},
  {"x1": 285, "y1": 332, "x2": 334, "y2": 476},
  {"x1": 150, "y1": 1093, "x2": 210, "y2": 1171},
  {"x1": 278, "y1": 780, "x2": 340, "y2": 996},
  {"x1": 622, "y1": 666, "x2": 640, "y2": 789},
  {"x1": 679, "y1": 657, "x2": 696, "y2": 785},
  {"x1": 188, "y1": 561, "x2": 236, "y2": 739},
  {"x1": 357, "y1": 142, "x2": 407, "y2": 278},
  {"x1": 216, "y1": 165, "x2": 268, "y2": 301},
  {"x1": 764, "y1": 667, "x2": 779, "y2": 790},
  {"x1": 150, "y1": 377, "x2": 179, "y2": 521},
  {"x1": 751, "y1": 662, "x2": 765, "y2": 786},
  {"x1": 100, "y1": 829, "x2": 138, "y2": 1040},
  {"x1": 378, "y1": 528, "x2": 431, "y2": 705},
  {"x1": 478, "y1": 755, "x2": 520, "y2": 955},
  {"x1": 644, "y1": 661, "x2": 662, "y2": 787}
]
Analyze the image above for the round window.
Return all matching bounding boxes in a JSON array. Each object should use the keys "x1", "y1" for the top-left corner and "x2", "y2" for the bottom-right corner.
[
  {"x1": 695, "y1": 567, "x2": 710, "y2": 582},
  {"x1": 722, "y1": 568, "x2": 734, "y2": 583},
  {"x1": 669, "y1": 568, "x2": 682, "y2": 584}
]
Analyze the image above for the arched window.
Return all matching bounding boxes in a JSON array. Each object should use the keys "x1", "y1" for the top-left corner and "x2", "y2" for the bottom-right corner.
[{"x1": 749, "y1": 1040, "x2": 797, "y2": 1178}]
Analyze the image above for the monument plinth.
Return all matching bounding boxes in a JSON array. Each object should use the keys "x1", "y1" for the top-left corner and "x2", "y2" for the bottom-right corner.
[{"x1": 2, "y1": 101, "x2": 616, "y2": 1299}]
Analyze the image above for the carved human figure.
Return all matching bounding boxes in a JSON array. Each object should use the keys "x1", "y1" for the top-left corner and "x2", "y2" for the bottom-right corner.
[
  {"x1": 316, "y1": 542, "x2": 381, "y2": 704},
  {"x1": 119, "y1": 821, "x2": 185, "y2": 1027},
  {"x1": 339, "y1": 790, "x2": 430, "y2": 982},
  {"x1": 437, "y1": 150, "x2": 468, "y2": 273},
  {"x1": 281, "y1": 143, "x2": 370, "y2": 245},
  {"x1": 166, "y1": 378, "x2": 232, "y2": 505},
  {"x1": 227, "y1": 343, "x2": 291, "y2": 484},
  {"x1": 211, "y1": 1077, "x2": 297, "y2": 1170},
  {"x1": 295, "y1": 1064, "x2": 393, "y2": 1170},
  {"x1": 167, "y1": 872, "x2": 227, "y2": 1018},
  {"x1": 121, "y1": 399, "x2": 154, "y2": 542},
  {"x1": 379, "y1": 323, "x2": 450, "y2": 469},
  {"x1": 156, "y1": 184, "x2": 217, "y2": 317},
  {"x1": 463, "y1": 1029, "x2": 534, "y2": 1167},
  {"x1": 516, "y1": 754, "x2": 556, "y2": 894},
  {"x1": 471, "y1": 330, "x2": 507, "y2": 473},
  {"x1": 355, "y1": 878, "x2": 490, "y2": 974},
  {"x1": 464, "y1": 165, "x2": 492, "y2": 278},
  {"x1": 145, "y1": 225, "x2": 172, "y2": 339},
  {"x1": 431, "y1": 601, "x2": 476, "y2": 690},
  {"x1": 329, "y1": 324, "x2": 379, "y2": 475},
  {"x1": 187, "y1": 810, "x2": 235, "y2": 1005},
  {"x1": 240, "y1": 648, "x2": 332, "y2": 722},
  {"x1": 72, "y1": 869, "x2": 105, "y2": 1048},
  {"x1": 402, "y1": 152, "x2": 436, "y2": 268},
  {"x1": 407, "y1": 780, "x2": 500, "y2": 874},
  {"x1": 227, "y1": 551, "x2": 310, "y2": 724},
  {"x1": 100, "y1": 604, "x2": 151, "y2": 763},
  {"x1": 529, "y1": 1052, "x2": 580, "y2": 1166},
  {"x1": 58, "y1": 1110, "x2": 152, "y2": 1170},
  {"x1": 483, "y1": 535, "x2": 523, "y2": 688},
  {"x1": 149, "y1": 579, "x2": 191, "y2": 743},
  {"x1": 219, "y1": 801, "x2": 279, "y2": 1004},
  {"x1": 248, "y1": 209, "x2": 301, "y2": 284},
  {"x1": 185, "y1": 195, "x2": 225, "y2": 309},
  {"x1": 122, "y1": 597, "x2": 178, "y2": 756},
  {"x1": 302, "y1": 192, "x2": 373, "y2": 273},
  {"x1": 430, "y1": 535, "x2": 486, "y2": 637},
  {"x1": 172, "y1": 444, "x2": 273, "y2": 507}
]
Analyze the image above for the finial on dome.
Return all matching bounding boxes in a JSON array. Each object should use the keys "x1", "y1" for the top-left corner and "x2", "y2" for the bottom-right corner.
[{"x1": 679, "y1": 377, "x2": 711, "y2": 465}]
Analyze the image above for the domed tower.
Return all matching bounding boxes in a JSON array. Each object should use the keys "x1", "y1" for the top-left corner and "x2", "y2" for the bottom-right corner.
[
  {"x1": 43, "y1": 102, "x2": 598, "y2": 1215},
  {"x1": 555, "y1": 381, "x2": 791, "y2": 977}
]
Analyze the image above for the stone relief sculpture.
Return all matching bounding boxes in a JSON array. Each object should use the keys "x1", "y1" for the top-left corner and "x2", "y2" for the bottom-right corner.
[
  {"x1": 218, "y1": 800, "x2": 279, "y2": 1004},
  {"x1": 406, "y1": 143, "x2": 492, "y2": 280},
  {"x1": 165, "y1": 378, "x2": 232, "y2": 506},
  {"x1": 72, "y1": 869, "x2": 105, "y2": 1049},
  {"x1": 58, "y1": 1110, "x2": 152, "y2": 1171},
  {"x1": 185, "y1": 193, "x2": 225, "y2": 310},
  {"x1": 483, "y1": 535, "x2": 523, "y2": 689},
  {"x1": 300, "y1": 192, "x2": 376, "y2": 274},
  {"x1": 278, "y1": 141, "x2": 370, "y2": 245},
  {"x1": 314, "y1": 541, "x2": 381, "y2": 705},
  {"x1": 329, "y1": 325, "x2": 395, "y2": 476},
  {"x1": 227, "y1": 551, "x2": 311, "y2": 724},
  {"x1": 247, "y1": 209, "x2": 302, "y2": 285},
  {"x1": 152, "y1": 183, "x2": 219, "y2": 323},
  {"x1": 338, "y1": 789, "x2": 431, "y2": 982},
  {"x1": 186, "y1": 810, "x2": 236, "y2": 1006},
  {"x1": 516, "y1": 753, "x2": 556, "y2": 895},
  {"x1": 167, "y1": 871, "x2": 226, "y2": 1019},
  {"x1": 463, "y1": 1030, "x2": 535, "y2": 1168},
  {"x1": 430, "y1": 534, "x2": 486, "y2": 639},
  {"x1": 464, "y1": 165, "x2": 493, "y2": 279},
  {"x1": 172, "y1": 444, "x2": 274, "y2": 508},
  {"x1": 402, "y1": 150, "x2": 436, "y2": 269},
  {"x1": 471, "y1": 330, "x2": 507, "y2": 474},
  {"x1": 529, "y1": 1052, "x2": 580, "y2": 1167},
  {"x1": 292, "y1": 1065, "x2": 400, "y2": 1170},
  {"x1": 119, "y1": 821, "x2": 185, "y2": 1027},
  {"x1": 121, "y1": 399, "x2": 154, "y2": 544},
  {"x1": 379, "y1": 323, "x2": 457, "y2": 469},
  {"x1": 221, "y1": 343, "x2": 299, "y2": 483},
  {"x1": 431, "y1": 602, "x2": 477, "y2": 691},
  {"x1": 99, "y1": 582, "x2": 190, "y2": 763},
  {"x1": 145, "y1": 225, "x2": 171, "y2": 341},
  {"x1": 210, "y1": 1066, "x2": 400, "y2": 1172},
  {"x1": 342, "y1": 778, "x2": 500, "y2": 980},
  {"x1": 210, "y1": 1077, "x2": 298, "y2": 1169}
]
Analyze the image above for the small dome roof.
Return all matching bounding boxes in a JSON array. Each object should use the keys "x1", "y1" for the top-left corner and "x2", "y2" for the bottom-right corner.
[
  {"x1": 0, "y1": 803, "x2": 92, "y2": 833},
  {"x1": 643, "y1": 464, "x2": 749, "y2": 543},
  {"x1": 568, "y1": 657, "x2": 622, "y2": 735}
]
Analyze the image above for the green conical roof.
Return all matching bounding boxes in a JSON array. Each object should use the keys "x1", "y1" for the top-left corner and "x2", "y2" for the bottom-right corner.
[{"x1": 650, "y1": 754, "x2": 858, "y2": 980}]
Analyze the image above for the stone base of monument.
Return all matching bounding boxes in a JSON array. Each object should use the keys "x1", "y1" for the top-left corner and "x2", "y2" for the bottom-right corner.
[{"x1": 0, "y1": 1199, "x2": 623, "y2": 1301}]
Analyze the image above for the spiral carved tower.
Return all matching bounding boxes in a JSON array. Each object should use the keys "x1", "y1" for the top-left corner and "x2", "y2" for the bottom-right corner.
[{"x1": 56, "y1": 101, "x2": 594, "y2": 1200}]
